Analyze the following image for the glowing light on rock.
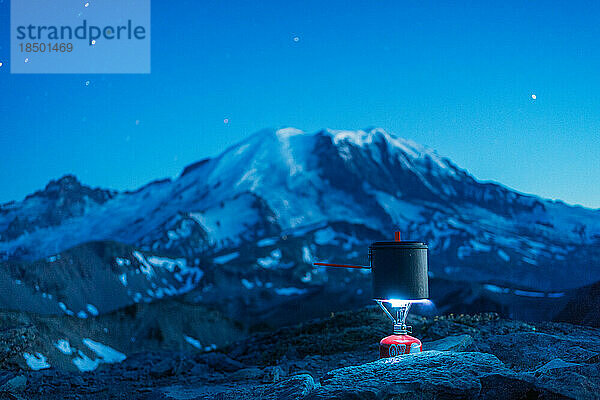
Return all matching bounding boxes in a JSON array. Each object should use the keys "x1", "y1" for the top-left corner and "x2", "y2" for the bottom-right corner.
[
  {"x1": 531, "y1": 94, "x2": 536, "y2": 100},
  {"x1": 293, "y1": 36, "x2": 300, "y2": 42},
  {"x1": 223, "y1": 118, "x2": 229, "y2": 124}
]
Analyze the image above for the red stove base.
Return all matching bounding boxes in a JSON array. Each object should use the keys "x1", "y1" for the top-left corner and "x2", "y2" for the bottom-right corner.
[{"x1": 379, "y1": 334, "x2": 422, "y2": 358}]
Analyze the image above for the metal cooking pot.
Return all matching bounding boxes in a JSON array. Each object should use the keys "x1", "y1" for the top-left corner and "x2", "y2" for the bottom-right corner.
[
  {"x1": 369, "y1": 240, "x2": 428, "y2": 301},
  {"x1": 315, "y1": 231, "x2": 429, "y2": 301}
]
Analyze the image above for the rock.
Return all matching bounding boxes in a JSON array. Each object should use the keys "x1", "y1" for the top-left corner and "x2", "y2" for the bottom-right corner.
[
  {"x1": 534, "y1": 362, "x2": 600, "y2": 400},
  {"x1": 262, "y1": 374, "x2": 318, "y2": 400},
  {"x1": 68, "y1": 375, "x2": 85, "y2": 388},
  {"x1": 203, "y1": 352, "x2": 244, "y2": 373},
  {"x1": 554, "y1": 280, "x2": 600, "y2": 327},
  {"x1": 0, "y1": 372, "x2": 26, "y2": 392},
  {"x1": 230, "y1": 367, "x2": 264, "y2": 381},
  {"x1": 486, "y1": 332, "x2": 600, "y2": 370},
  {"x1": 424, "y1": 334, "x2": 475, "y2": 352},
  {"x1": 307, "y1": 351, "x2": 549, "y2": 400},
  {"x1": 535, "y1": 359, "x2": 580, "y2": 375},
  {"x1": 478, "y1": 373, "x2": 544, "y2": 399},
  {"x1": 189, "y1": 362, "x2": 210, "y2": 376},
  {"x1": 0, "y1": 372, "x2": 16, "y2": 388},
  {"x1": 0, "y1": 324, "x2": 37, "y2": 368},
  {"x1": 262, "y1": 366, "x2": 286, "y2": 383},
  {"x1": 145, "y1": 373, "x2": 317, "y2": 400},
  {"x1": 149, "y1": 360, "x2": 174, "y2": 378}
]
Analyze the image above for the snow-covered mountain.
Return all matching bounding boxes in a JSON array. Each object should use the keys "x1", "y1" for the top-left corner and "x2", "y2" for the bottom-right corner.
[{"x1": 1, "y1": 128, "x2": 599, "y2": 322}]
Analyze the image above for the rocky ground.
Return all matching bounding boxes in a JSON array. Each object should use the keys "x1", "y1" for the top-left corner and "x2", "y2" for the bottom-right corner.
[{"x1": 1, "y1": 307, "x2": 599, "y2": 399}]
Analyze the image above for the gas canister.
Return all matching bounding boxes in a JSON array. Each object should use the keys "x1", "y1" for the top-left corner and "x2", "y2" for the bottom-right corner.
[{"x1": 380, "y1": 334, "x2": 422, "y2": 357}]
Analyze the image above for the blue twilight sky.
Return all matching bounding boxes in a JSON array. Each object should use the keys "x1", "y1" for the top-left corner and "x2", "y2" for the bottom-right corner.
[{"x1": 0, "y1": 0, "x2": 599, "y2": 208}]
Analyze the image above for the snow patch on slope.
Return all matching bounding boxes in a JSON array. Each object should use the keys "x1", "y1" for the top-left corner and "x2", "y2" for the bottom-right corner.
[
  {"x1": 83, "y1": 338, "x2": 126, "y2": 363},
  {"x1": 23, "y1": 352, "x2": 50, "y2": 370}
]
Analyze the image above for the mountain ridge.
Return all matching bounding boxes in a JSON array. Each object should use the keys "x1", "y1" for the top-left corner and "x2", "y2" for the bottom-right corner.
[
  {"x1": 1, "y1": 127, "x2": 599, "y2": 323},
  {"x1": 4, "y1": 127, "x2": 598, "y2": 211},
  {"x1": 2, "y1": 127, "x2": 593, "y2": 215}
]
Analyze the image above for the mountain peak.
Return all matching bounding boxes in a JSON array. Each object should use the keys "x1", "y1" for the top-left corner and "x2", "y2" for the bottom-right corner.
[
  {"x1": 43, "y1": 174, "x2": 83, "y2": 193},
  {"x1": 0, "y1": 175, "x2": 117, "y2": 244},
  {"x1": 32, "y1": 174, "x2": 115, "y2": 203},
  {"x1": 275, "y1": 127, "x2": 305, "y2": 138}
]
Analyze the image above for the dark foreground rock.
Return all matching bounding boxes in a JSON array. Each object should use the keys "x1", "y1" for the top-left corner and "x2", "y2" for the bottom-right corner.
[
  {"x1": 311, "y1": 351, "x2": 543, "y2": 399},
  {"x1": 143, "y1": 351, "x2": 598, "y2": 400},
  {"x1": 5, "y1": 308, "x2": 600, "y2": 399}
]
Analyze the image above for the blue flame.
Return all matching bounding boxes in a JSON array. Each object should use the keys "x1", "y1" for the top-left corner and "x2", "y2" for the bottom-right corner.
[{"x1": 386, "y1": 299, "x2": 432, "y2": 308}]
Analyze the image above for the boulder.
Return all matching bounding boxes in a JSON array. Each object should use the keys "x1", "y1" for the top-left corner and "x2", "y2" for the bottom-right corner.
[
  {"x1": 423, "y1": 334, "x2": 475, "y2": 352},
  {"x1": 307, "y1": 351, "x2": 553, "y2": 400},
  {"x1": 262, "y1": 365, "x2": 286, "y2": 383},
  {"x1": 203, "y1": 352, "x2": 244, "y2": 373},
  {"x1": 485, "y1": 332, "x2": 600, "y2": 370},
  {"x1": 144, "y1": 374, "x2": 318, "y2": 400},
  {"x1": 534, "y1": 362, "x2": 600, "y2": 400},
  {"x1": 262, "y1": 374, "x2": 318, "y2": 400},
  {"x1": 149, "y1": 360, "x2": 174, "y2": 378},
  {"x1": 230, "y1": 367, "x2": 264, "y2": 381},
  {"x1": 534, "y1": 359, "x2": 580, "y2": 375},
  {"x1": 0, "y1": 371, "x2": 26, "y2": 392}
]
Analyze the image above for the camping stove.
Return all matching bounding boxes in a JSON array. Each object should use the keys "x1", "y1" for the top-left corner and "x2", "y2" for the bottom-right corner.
[
  {"x1": 376, "y1": 300, "x2": 422, "y2": 357},
  {"x1": 315, "y1": 231, "x2": 429, "y2": 358}
]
